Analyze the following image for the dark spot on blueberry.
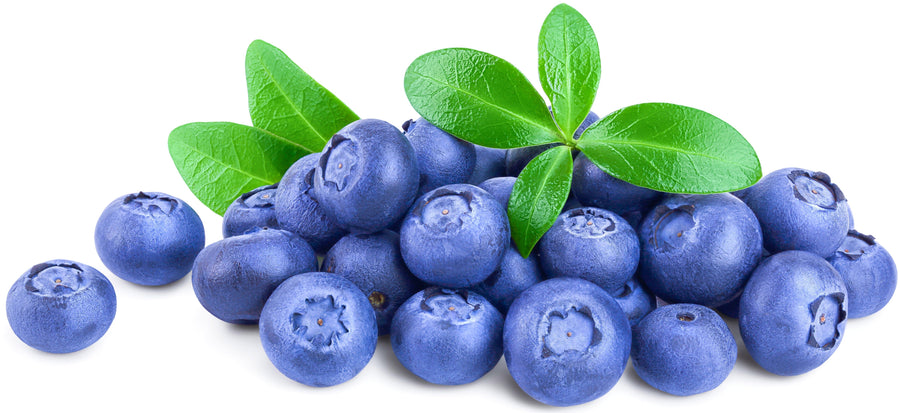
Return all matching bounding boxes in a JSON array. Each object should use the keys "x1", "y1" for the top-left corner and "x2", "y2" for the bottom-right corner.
[{"x1": 677, "y1": 312, "x2": 696, "y2": 322}]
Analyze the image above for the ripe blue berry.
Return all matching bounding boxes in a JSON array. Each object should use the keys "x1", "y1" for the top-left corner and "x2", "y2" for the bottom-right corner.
[
  {"x1": 827, "y1": 230, "x2": 896, "y2": 318},
  {"x1": 275, "y1": 153, "x2": 346, "y2": 253},
  {"x1": 222, "y1": 184, "x2": 279, "y2": 237},
  {"x1": 403, "y1": 117, "x2": 476, "y2": 193}
]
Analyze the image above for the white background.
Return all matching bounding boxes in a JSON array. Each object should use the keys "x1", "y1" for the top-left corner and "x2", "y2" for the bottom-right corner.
[{"x1": 1, "y1": 0, "x2": 898, "y2": 411}]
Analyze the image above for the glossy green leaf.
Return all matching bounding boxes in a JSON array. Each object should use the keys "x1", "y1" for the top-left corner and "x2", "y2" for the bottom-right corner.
[
  {"x1": 405, "y1": 48, "x2": 565, "y2": 149},
  {"x1": 508, "y1": 145, "x2": 574, "y2": 257},
  {"x1": 168, "y1": 122, "x2": 312, "y2": 215},
  {"x1": 246, "y1": 40, "x2": 358, "y2": 150},
  {"x1": 577, "y1": 103, "x2": 761, "y2": 193},
  {"x1": 539, "y1": 3, "x2": 600, "y2": 141}
]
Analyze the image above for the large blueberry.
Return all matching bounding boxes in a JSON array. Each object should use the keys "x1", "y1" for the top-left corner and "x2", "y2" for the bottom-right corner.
[
  {"x1": 476, "y1": 176, "x2": 516, "y2": 210},
  {"x1": 95, "y1": 191, "x2": 205, "y2": 286},
  {"x1": 321, "y1": 230, "x2": 423, "y2": 335},
  {"x1": 505, "y1": 111, "x2": 599, "y2": 176},
  {"x1": 260, "y1": 272, "x2": 377, "y2": 387},
  {"x1": 470, "y1": 240, "x2": 543, "y2": 314},
  {"x1": 740, "y1": 251, "x2": 848, "y2": 376},
  {"x1": 504, "y1": 278, "x2": 631, "y2": 406},
  {"x1": 538, "y1": 207, "x2": 639, "y2": 294},
  {"x1": 7, "y1": 260, "x2": 116, "y2": 353},
  {"x1": 613, "y1": 276, "x2": 657, "y2": 328},
  {"x1": 391, "y1": 288, "x2": 504, "y2": 385},
  {"x1": 827, "y1": 230, "x2": 896, "y2": 318},
  {"x1": 742, "y1": 168, "x2": 850, "y2": 257},
  {"x1": 639, "y1": 193, "x2": 763, "y2": 307},
  {"x1": 571, "y1": 153, "x2": 661, "y2": 216},
  {"x1": 191, "y1": 228, "x2": 317, "y2": 324},
  {"x1": 314, "y1": 119, "x2": 419, "y2": 234},
  {"x1": 275, "y1": 153, "x2": 346, "y2": 253},
  {"x1": 400, "y1": 184, "x2": 510, "y2": 288},
  {"x1": 222, "y1": 184, "x2": 279, "y2": 238},
  {"x1": 468, "y1": 145, "x2": 508, "y2": 184},
  {"x1": 403, "y1": 117, "x2": 476, "y2": 193}
]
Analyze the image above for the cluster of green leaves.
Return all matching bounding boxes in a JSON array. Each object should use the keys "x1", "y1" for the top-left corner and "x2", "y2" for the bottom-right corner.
[
  {"x1": 404, "y1": 4, "x2": 761, "y2": 257},
  {"x1": 168, "y1": 40, "x2": 357, "y2": 215}
]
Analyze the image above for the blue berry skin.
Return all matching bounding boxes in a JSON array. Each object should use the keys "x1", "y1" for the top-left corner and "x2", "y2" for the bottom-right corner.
[
  {"x1": 402, "y1": 117, "x2": 476, "y2": 194},
  {"x1": 400, "y1": 184, "x2": 510, "y2": 288},
  {"x1": 504, "y1": 277, "x2": 631, "y2": 406},
  {"x1": 470, "y1": 241, "x2": 544, "y2": 314},
  {"x1": 314, "y1": 119, "x2": 420, "y2": 234},
  {"x1": 7, "y1": 260, "x2": 116, "y2": 353},
  {"x1": 191, "y1": 228, "x2": 317, "y2": 324},
  {"x1": 391, "y1": 288, "x2": 504, "y2": 385},
  {"x1": 538, "y1": 207, "x2": 640, "y2": 294},
  {"x1": 321, "y1": 231, "x2": 424, "y2": 335},
  {"x1": 740, "y1": 250, "x2": 848, "y2": 376},
  {"x1": 827, "y1": 230, "x2": 896, "y2": 318},
  {"x1": 222, "y1": 184, "x2": 279, "y2": 238},
  {"x1": 631, "y1": 304, "x2": 737, "y2": 396},
  {"x1": 477, "y1": 176, "x2": 516, "y2": 210},
  {"x1": 639, "y1": 193, "x2": 763, "y2": 308},
  {"x1": 742, "y1": 168, "x2": 851, "y2": 257},
  {"x1": 468, "y1": 146, "x2": 508, "y2": 184},
  {"x1": 505, "y1": 111, "x2": 600, "y2": 176},
  {"x1": 260, "y1": 272, "x2": 377, "y2": 387},
  {"x1": 572, "y1": 153, "x2": 661, "y2": 216},
  {"x1": 95, "y1": 191, "x2": 205, "y2": 286},
  {"x1": 613, "y1": 276, "x2": 657, "y2": 328},
  {"x1": 275, "y1": 153, "x2": 346, "y2": 254}
]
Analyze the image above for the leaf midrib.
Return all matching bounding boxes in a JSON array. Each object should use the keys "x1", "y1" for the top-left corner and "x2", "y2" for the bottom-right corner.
[
  {"x1": 590, "y1": 138, "x2": 754, "y2": 169},
  {"x1": 251, "y1": 50, "x2": 328, "y2": 144},
  {"x1": 171, "y1": 138, "x2": 275, "y2": 184},
  {"x1": 521, "y1": 148, "x2": 568, "y2": 244}
]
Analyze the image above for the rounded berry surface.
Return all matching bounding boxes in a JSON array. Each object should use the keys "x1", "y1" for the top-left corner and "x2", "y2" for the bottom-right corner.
[
  {"x1": 571, "y1": 152, "x2": 661, "y2": 216},
  {"x1": 613, "y1": 276, "x2": 657, "y2": 328},
  {"x1": 7, "y1": 260, "x2": 116, "y2": 353},
  {"x1": 321, "y1": 230, "x2": 423, "y2": 335},
  {"x1": 468, "y1": 145, "x2": 508, "y2": 184},
  {"x1": 400, "y1": 184, "x2": 510, "y2": 288},
  {"x1": 95, "y1": 191, "x2": 205, "y2": 286},
  {"x1": 470, "y1": 240, "x2": 544, "y2": 314},
  {"x1": 274, "y1": 152, "x2": 346, "y2": 253},
  {"x1": 313, "y1": 119, "x2": 420, "y2": 234},
  {"x1": 260, "y1": 272, "x2": 377, "y2": 387},
  {"x1": 741, "y1": 168, "x2": 850, "y2": 257},
  {"x1": 222, "y1": 184, "x2": 280, "y2": 238},
  {"x1": 638, "y1": 193, "x2": 763, "y2": 307},
  {"x1": 476, "y1": 176, "x2": 516, "y2": 210},
  {"x1": 505, "y1": 111, "x2": 599, "y2": 177},
  {"x1": 827, "y1": 230, "x2": 896, "y2": 318},
  {"x1": 631, "y1": 304, "x2": 737, "y2": 396},
  {"x1": 191, "y1": 228, "x2": 317, "y2": 324},
  {"x1": 504, "y1": 277, "x2": 631, "y2": 406},
  {"x1": 740, "y1": 250, "x2": 848, "y2": 376},
  {"x1": 403, "y1": 117, "x2": 476, "y2": 194},
  {"x1": 538, "y1": 207, "x2": 639, "y2": 294},
  {"x1": 390, "y1": 288, "x2": 504, "y2": 385}
]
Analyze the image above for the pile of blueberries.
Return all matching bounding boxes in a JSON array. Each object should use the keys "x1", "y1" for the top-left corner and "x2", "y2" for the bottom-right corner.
[{"x1": 6, "y1": 115, "x2": 897, "y2": 406}]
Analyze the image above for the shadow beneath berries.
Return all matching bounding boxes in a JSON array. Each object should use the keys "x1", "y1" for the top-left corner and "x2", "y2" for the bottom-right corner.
[{"x1": 226, "y1": 322, "x2": 260, "y2": 335}]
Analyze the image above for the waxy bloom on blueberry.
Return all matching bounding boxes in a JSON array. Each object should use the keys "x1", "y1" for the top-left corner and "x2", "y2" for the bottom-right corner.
[
  {"x1": 827, "y1": 230, "x2": 896, "y2": 318},
  {"x1": 222, "y1": 184, "x2": 279, "y2": 237}
]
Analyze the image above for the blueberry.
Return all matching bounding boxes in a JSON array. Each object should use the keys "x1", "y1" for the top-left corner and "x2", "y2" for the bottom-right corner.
[
  {"x1": 740, "y1": 250, "x2": 848, "y2": 376},
  {"x1": 390, "y1": 288, "x2": 504, "y2": 385},
  {"x1": 275, "y1": 153, "x2": 346, "y2": 253},
  {"x1": 260, "y1": 272, "x2": 377, "y2": 387},
  {"x1": 222, "y1": 184, "x2": 279, "y2": 238},
  {"x1": 313, "y1": 119, "x2": 420, "y2": 234},
  {"x1": 538, "y1": 207, "x2": 639, "y2": 294},
  {"x1": 505, "y1": 111, "x2": 599, "y2": 176},
  {"x1": 467, "y1": 145, "x2": 508, "y2": 184},
  {"x1": 571, "y1": 152, "x2": 661, "y2": 216},
  {"x1": 631, "y1": 304, "x2": 737, "y2": 396},
  {"x1": 470, "y1": 240, "x2": 544, "y2": 314},
  {"x1": 638, "y1": 193, "x2": 763, "y2": 307},
  {"x1": 403, "y1": 117, "x2": 476, "y2": 193},
  {"x1": 321, "y1": 230, "x2": 424, "y2": 335},
  {"x1": 742, "y1": 168, "x2": 851, "y2": 257},
  {"x1": 612, "y1": 276, "x2": 657, "y2": 328},
  {"x1": 504, "y1": 277, "x2": 631, "y2": 406},
  {"x1": 827, "y1": 230, "x2": 896, "y2": 318},
  {"x1": 476, "y1": 176, "x2": 516, "y2": 210},
  {"x1": 7, "y1": 260, "x2": 116, "y2": 353},
  {"x1": 400, "y1": 184, "x2": 510, "y2": 288},
  {"x1": 95, "y1": 191, "x2": 205, "y2": 286},
  {"x1": 191, "y1": 228, "x2": 317, "y2": 324}
]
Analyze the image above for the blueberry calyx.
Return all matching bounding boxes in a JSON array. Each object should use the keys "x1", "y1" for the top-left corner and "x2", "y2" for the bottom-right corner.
[
  {"x1": 413, "y1": 188, "x2": 475, "y2": 233},
  {"x1": 787, "y1": 170, "x2": 846, "y2": 209},
  {"x1": 291, "y1": 295, "x2": 349, "y2": 347},
  {"x1": 648, "y1": 204, "x2": 696, "y2": 250},
  {"x1": 807, "y1": 293, "x2": 847, "y2": 350},
  {"x1": 401, "y1": 119, "x2": 413, "y2": 132},
  {"x1": 837, "y1": 230, "x2": 876, "y2": 260},
  {"x1": 123, "y1": 192, "x2": 178, "y2": 215},
  {"x1": 418, "y1": 287, "x2": 481, "y2": 324},
  {"x1": 539, "y1": 305, "x2": 602, "y2": 359},
  {"x1": 319, "y1": 134, "x2": 359, "y2": 192},
  {"x1": 239, "y1": 186, "x2": 277, "y2": 208},
  {"x1": 563, "y1": 209, "x2": 616, "y2": 237},
  {"x1": 24, "y1": 262, "x2": 87, "y2": 296}
]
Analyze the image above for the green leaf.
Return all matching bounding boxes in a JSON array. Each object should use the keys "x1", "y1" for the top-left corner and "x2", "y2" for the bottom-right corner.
[
  {"x1": 576, "y1": 102, "x2": 762, "y2": 193},
  {"x1": 246, "y1": 40, "x2": 358, "y2": 151},
  {"x1": 405, "y1": 48, "x2": 565, "y2": 149},
  {"x1": 168, "y1": 122, "x2": 312, "y2": 215},
  {"x1": 539, "y1": 4, "x2": 600, "y2": 141},
  {"x1": 508, "y1": 145, "x2": 574, "y2": 257}
]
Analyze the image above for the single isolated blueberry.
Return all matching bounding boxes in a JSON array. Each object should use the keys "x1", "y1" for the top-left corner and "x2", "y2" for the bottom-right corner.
[
  {"x1": 7, "y1": 260, "x2": 116, "y2": 353},
  {"x1": 504, "y1": 277, "x2": 631, "y2": 406},
  {"x1": 260, "y1": 272, "x2": 378, "y2": 387},
  {"x1": 631, "y1": 304, "x2": 737, "y2": 396},
  {"x1": 400, "y1": 184, "x2": 510, "y2": 288},
  {"x1": 827, "y1": 230, "x2": 896, "y2": 318},
  {"x1": 538, "y1": 207, "x2": 640, "y2": 294},
  {"x1": 468, "y1": 145, "x2": 508, "y2": 184},
  {"x1": 476, "y1": 176, "x2": 516, "y2": 210},
  {"x1": 470, "y1": 240, "x2": 544, "y2": 314},
  {"x1": 314, "y1": 119, "x2": 420, "y2": 234},
  {"x1": 613, "y1": 276, "x2": 657, "y2": 328},
  {"x1": 403, "y1": 117, "x2": 476, "y2": 193},
  {"x1": 740, "y1": 250, "x2": 848, "y2": 376},
  {"x1": 191, "y1": 228, "x2": 317, "y2": 324},
  {"x1": 274, "y1": 153, "x2": 346, "y2": 253},
  {"x1": 95, "y1": 191, "x2": 205, "y2": 286},
  {"x1": 571, "y1": 152, "x2": 661, "y2": 216},
  {"x1": 742, "y1": 168, "x2": 851, "y2": 257},
  {"x1": 321, "y1": 230, "x2": 424, "y2": 335},
  {"x1": 391, "y1": 288, "x2": 504, "y2": 385},
  {"x1": 506, "y1": 111, "x2": 600, "y2": 177},
  {"x1": 639, "y1": 193, "x2": 763, "y2": 307},
  {"x1": 222, "y1": 184, "x2": 279, "y2": 238}
]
